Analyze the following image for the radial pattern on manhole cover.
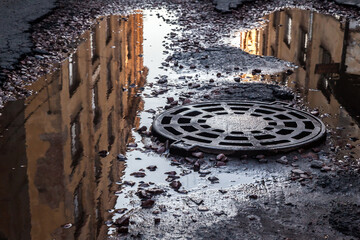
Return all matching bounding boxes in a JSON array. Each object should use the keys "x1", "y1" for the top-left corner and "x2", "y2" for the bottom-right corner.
[{"x1": 152, "y1": 101, "x2": 326, "y2": 154}]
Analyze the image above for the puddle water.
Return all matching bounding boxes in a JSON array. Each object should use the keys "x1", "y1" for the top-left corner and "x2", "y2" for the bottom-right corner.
[
  {"x1": 236, "y1": 8, "x2": 360, "y2": 160},
  {"x1": 0, "y1": 7, "x2": 360, "y2": 240}
]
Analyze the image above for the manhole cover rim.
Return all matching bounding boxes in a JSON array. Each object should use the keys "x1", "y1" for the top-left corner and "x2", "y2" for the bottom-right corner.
[{"x1": 152, "y1": 100, "x2": 326, "y2": 154}]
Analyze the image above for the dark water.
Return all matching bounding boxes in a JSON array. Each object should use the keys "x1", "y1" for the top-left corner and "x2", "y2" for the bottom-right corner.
[{"x1": 0, "y1": 8, "x2": 359, "y2": 240}]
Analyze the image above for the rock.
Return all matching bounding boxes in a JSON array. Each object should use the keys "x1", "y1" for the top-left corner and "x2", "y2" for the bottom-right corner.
[
  {"x1": 157, "y1": 146, "x2": 166, "y2": 154},
  {"x1": 310, "y1": 160, "x2": 323, "y2": 169},
  {"x1": 154, "y1": 218, "x2": 161, "y2": 225},
  {"x1": 291, "y1": 169, "x2": 305, "y2": 175},
  {"x1": 216, "y1": 153, "x2": 227, "y2": 161},
  {"x1": 219, "y1": 189, "x2": 227, "y2": 194},
  {"x1": 248, "y1": 194, "x2": 258, "y2": 200},
  {"x1": 130, "y1": 172, "x2": 146, "y2": 178},
  {"x1": 127, "y1": 142, "x2": 138, "y2": 148},
  {"x1": 252, "y1": 69, "x2": 261, "y2": 75},
  {"x1": 234, "y1": 77, "x2": 241, "y2": 82},
  {"x1": 117, "y1": 154, "x2": 127, "y2": 161},
  {"x1": 256, "y1": 154, "x2": 265, "y2": 159},
  {"x1": 214, "y1": 210, "x2": 225, "y2": 216},
  {"x1": 118, "y1": 226, "x2": 128, "y2": 233},
  {"x1": 114, "y1": 216, "x2": 130, "y2": 227},
  {"x1": 137, "y1": 126, "x2": 147, "y2": 132},
  {"x1": 147, "y1": 188, "x2": 165, "y2": 195},
  {"x1": 192, "y1": 152, "x2": 204, "y2": 158},
  {"x1": 167, "y1": 97, "x2": 174, "y2": 103},
  {"x1": 194, "y1": 160, "x2": 201, "y2": 171},
  {"x1": 216, "y1": 161, "x2": 227, "y2": 166},
  {"x1": 321, "y1": 166, "x2": 332, "y2": 172},
  {"x1": 258, "y1": 159, "x2": 268, "y2": 164},
  {"x1": 197, "y1": 205, "x2": 209, "y2": 211},
  {"x1": 123, "y1": 181, "x2": 135, "y2": 186},
  {"x1": 141, "y1": 199, "x2": 155, "y2": 208},
  {"x1": 276, "y1": 156, "x2": 288, "y2": 164},
  {"x1": 165, "y1": 171, "x2": 177, "y2": 175},
  {"x1": 208, "y1": 176, "x2": 219, "y2": 183},
  {"x1": 147, "y1": 165, "x2": 157, "y2": 171},
  {"x1": 170, "y1": 180, "x2": 182, "y2": 190}
]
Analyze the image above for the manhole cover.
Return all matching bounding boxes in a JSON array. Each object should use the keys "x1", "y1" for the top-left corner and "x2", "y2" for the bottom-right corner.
[{"x1": 152, "y1": 101, "x2": 326, "y2": 155}]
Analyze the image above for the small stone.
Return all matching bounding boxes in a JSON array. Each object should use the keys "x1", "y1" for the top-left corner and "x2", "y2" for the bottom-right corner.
[
  {"x1": 147, "y1": 165, "x2": 157, "y2": 171},
  {"x1": 127, "y1": 143, "x2": 138, "y2": 148},
  {"x1": 117, "y1": 154, "x2": 127, "y2": 161},
  {"x1": 137, "y1": 126, "x2": 147, "y2": 132},
  {"x1": 216, "y1": 153, "x2": 227, "y2": 161},
  {"x1": 234, "y1": 77, "x2": 241, "y2": 82},
  {"x1": 214, "y1": 210, "x2": 225, "y2": 216},
  {"x1": 141, "y1": 199, "x2": 155, "y2": 208},
  {"x1": 157, "y1": 146, "x2": 166, "y2": 154},
  {"x1": 248, "y1": 194, "x2": 258, "y2": 200},
  {"x1": 130, "y1": 172, "x2": 146, "y2": 178},
  {"x1": 248, "y1": 215, "x2": 257, "y2": 220},
  {"x1": 193, "y1": 160, "x2": 201, "y2": 171},
  {"x1": 169, "y1": 181, "x2": 182, "y2": 190},
  {"x1": 114, "y1": 216, "x2": 130, "y2": 227},
  {"x1": 123, "y1": 181, "x2": 135, "y2": 186},
  {"x1": 276, "y1": 156, "x2": 288, "y2": 164},
  {"x1": 192, "y1": 152, "x2": 204, "y2": 158},
  {"x1": 167, "y1": 97, "x2": 174, "y2": 103},
  {"x1": 310, "y1": 160, "x2": 323, "y2": 169},
  {"x1": 219, "y1": 189, "x2": 227, "y2": 194},
  {"x1": 291, "y1": 169, "x2": 305, "y2": 175},
  {"x1": 321, "y1": 166, "x2": 332, "y2": 172},
  {"x1": 256, "y1": 155, "x2": 265, "y2": 159},
  {"x1": 197, "y1": 206, "x2": 209, "y2": 211},
  {"x1": 216, "y1": 161, "x2": 227, "y2": 166},
  {"x1": 165, "y1": 171, "x2": 177, "y2": 175},
  {"x1": 154, "y1": 218, "x2": 161, "y2": 225},
  {"x1": 258, "y1": 159, "x2": 268, "y2": 164},
  {"x1": 208, "y1": 176, "x2": 219, "y2": 183},
  {"x1": 146, "y1": 188, "x2": 165, "y2": 195}
]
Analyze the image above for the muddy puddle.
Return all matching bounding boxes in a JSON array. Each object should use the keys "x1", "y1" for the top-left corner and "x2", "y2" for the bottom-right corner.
[{"x1": 0, "y1": 7, "x2": 360, "y2": 240}]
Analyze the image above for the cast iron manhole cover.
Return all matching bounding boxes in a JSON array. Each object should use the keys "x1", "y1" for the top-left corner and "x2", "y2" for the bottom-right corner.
[{"x1": 152, "y1": 101, "x2": 326, "y2": 154}]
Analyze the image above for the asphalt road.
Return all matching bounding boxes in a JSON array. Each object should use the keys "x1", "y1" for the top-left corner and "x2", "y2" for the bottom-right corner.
[{"x1": 0, "y1": 0, "x2": 56, "y2": 69}]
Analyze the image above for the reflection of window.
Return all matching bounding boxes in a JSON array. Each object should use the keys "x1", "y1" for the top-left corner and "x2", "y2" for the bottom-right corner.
[
  {"x1": 90, "y1": 28, "x2": 99, "y2": 62},
  {"x1": 92, "y1": 79, "x2": 101, "y2": 127},
  {"x1": 71, "y1": 114, "x2": 82, "y2": 166},
  {"x1": 299, "y1": 28, "x2": 308, "y2": 66},
  {"x1": 106, "y1": 16, "x2": 112, "y2": 44},
  {"x1": 107, "y1": 58, "x2": 113, "y2": 98},
  {"x1": 74, "y1": 183, "x2": 84, "y2": 236},
  {"x1": 273, "y1": 11, "x2": 279, "y2": 28},
  {"x1": 320, "y1": 46, "x2": 332, "y2": 64},
  {"x1": 127, "y1": 30, "x2": 132, "y2": 60},
  {"x1": 284, "y1": 13, "x2": 292, "y2": 47},
  {"x1": 69, "y1": 54, "x2": 80, "y2": 96},
  {"x1": 262, "y1": 33, "x2": 267, "y2": 55},
  {"x1": 107, "y1": 111, "x2": 114, "y2": 148}
]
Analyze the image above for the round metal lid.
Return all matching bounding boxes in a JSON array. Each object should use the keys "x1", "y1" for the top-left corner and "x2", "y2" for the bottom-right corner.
[{"x1": 152, "y1": 101, "x2": 326, "y2": 155}]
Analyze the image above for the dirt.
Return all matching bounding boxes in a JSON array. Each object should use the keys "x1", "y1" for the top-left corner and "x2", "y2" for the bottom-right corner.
[{"x1": 1, "y1": 0, "x2": 360, "y2": 239}]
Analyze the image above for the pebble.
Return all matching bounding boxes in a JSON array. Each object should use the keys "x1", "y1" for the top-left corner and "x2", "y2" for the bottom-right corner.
[
  {"x1": 117, "y1": 154, "x2": 127, "y2": 161},
  {"x1": 147, "y1": 165, "x2": 157, "y2": 171},
  {"x1": 130, "y1": 172, "x2": 146, "y2": 178},
  {"x1": 291, "y1": 169, "x2": 305, "y2": 175},
  {"x1": 276, "y1": 156, "x2": 288, "y2": 164},
  {"x1": 141, "y1": 199, "x2": 155, "y2": 208},
  {"x1": 192, "y1": 151, "x2": 204, "y2": 158},
  {"x1": 169, "y1": 180, "x2": 182, "y2": 190},
  {"x1": 310, "y1": 160, "x2": 323, "y2": 169},
  {"x1": 197, "y1": 205, "x2": 209, "y2": 211}
]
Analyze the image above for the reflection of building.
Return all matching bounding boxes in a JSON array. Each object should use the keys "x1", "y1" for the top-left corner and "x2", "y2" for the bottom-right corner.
[
  {"x1": 0, "y1": 13, "x2": 146, "y2": 240},
  {"x1": 239, "y1": 9, "x2": 360, "y2": 124}
]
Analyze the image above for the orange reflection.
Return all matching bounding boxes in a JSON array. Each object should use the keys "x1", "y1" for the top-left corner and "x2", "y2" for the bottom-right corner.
[{"x1": 0, "y1": 13, "x2": 146, "y2": 240}]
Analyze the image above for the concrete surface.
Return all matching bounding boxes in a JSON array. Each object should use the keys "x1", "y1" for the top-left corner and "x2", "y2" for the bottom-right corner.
[{"x1": 0, "y1": 0, "x2": 56, "y2": 69}]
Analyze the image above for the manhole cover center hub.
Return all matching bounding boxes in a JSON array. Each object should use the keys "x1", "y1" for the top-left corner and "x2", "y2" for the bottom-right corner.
[{"x1": 206, "y1": 114, "x2": 267, "y2": 132}]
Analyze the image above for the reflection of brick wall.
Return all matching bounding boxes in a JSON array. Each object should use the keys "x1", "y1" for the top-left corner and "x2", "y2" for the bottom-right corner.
[{"x1": 17, "y1": 13, "x2": 146, "y2": 240}]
